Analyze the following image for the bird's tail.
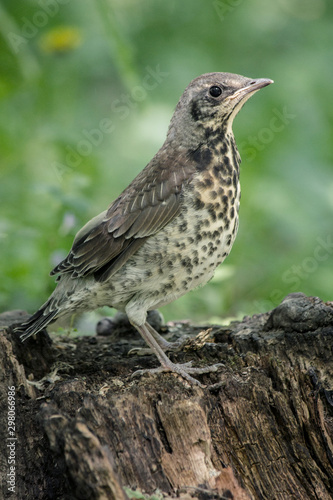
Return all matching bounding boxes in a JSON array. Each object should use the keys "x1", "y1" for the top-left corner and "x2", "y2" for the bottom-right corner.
[
  {"x1": 13, "y1": 298, "x2": 60, "y2": 342},
  {"x1": 13, "y1": 275, "x2": 93, "y2": 341}
]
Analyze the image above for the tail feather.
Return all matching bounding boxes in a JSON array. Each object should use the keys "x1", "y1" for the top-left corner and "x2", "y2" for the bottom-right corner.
[
  {"x1": 13, "y1": 303, "x2": 59, "y2": 342},
  {"x1": 14, "y1": 275, "x2": 90, "y2": 341}
]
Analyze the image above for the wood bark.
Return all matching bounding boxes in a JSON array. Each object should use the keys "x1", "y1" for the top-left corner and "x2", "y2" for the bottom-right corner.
[{"x1": 0, "y1": 293, "x2": 332, "y2": 500}]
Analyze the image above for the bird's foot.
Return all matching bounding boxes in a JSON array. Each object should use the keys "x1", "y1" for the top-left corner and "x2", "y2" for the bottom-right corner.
[
  {"x1": 128, "y1": 337, "x2": 188, "y2": 356},
  {"x1": 128, "y1": 346, "x2": 154, "y2": 356},
  {"x1": 132, "y1": 360, "x2": 224, "y2": 387},
  {"x1": 149, "y1": 325, "x2": 215, "y2": 353},
  {"x1": 155, "y1": 337, "x2": 190, "y2": 351},
  {"x1": 128, "y1": 320, "x2": 223, "y2": 386}
]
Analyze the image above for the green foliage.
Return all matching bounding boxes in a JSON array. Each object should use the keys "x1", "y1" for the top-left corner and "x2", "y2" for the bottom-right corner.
[
  {"x1": 0, "y1": 0, "x2": 332, "y2": 321},
  {"x1": 123, "y1": 487, "x2": 163, "y2": 500}
]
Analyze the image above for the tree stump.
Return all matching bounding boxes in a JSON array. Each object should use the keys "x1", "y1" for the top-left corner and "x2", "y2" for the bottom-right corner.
[{"x1": 0, "y1": 293, "x2": 332, "y2": 500}]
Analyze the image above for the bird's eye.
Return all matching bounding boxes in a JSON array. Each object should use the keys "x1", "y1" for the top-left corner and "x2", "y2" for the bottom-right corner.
[{"x1": 209, "y1": 85, "x2": 222, "y2": 97}]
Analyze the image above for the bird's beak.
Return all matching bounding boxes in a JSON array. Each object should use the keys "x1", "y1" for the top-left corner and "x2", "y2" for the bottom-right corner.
[{"x1": 229, "y1": 78, "x2": 274, "y2": 100}]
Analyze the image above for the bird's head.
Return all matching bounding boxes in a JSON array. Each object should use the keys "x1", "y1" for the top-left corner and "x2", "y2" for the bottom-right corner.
[{"x1": 167, "y1": 72, "x2": 273, "y2": 147}]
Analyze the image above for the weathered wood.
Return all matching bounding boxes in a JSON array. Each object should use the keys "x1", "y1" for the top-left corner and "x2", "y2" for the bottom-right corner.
[{"x1": 0, "y1": 293, "x2": 332, "y2": 499}]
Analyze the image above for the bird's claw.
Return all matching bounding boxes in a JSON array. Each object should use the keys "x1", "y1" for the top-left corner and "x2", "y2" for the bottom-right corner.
[
  {"x1": 128, "y1": 347, "x2": 153, "y2": 356},
  {"x1": 128, "y1": 337, "x2": 188, "y2": 356},
  {"x1": 131, "y1": 361, "x2": 224, "y2": 387}
]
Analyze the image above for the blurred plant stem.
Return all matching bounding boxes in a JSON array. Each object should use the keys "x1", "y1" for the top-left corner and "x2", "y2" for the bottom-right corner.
[
  {"x1": 95, "y1": 0, "x2": 139, "y2": 89},
  {"x1": 0, "y1": 4, "x2": 40, "y2": 81}
]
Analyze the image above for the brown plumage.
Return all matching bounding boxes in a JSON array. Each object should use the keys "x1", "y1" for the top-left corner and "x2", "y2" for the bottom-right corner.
[{"x1": 14, "y1": 72, "x2": 273, "y2": 386}]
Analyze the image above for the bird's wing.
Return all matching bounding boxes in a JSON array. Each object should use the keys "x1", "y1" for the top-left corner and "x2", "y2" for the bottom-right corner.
[{"x1": 51, "y1": 149, "x2": 196, "y2": 282}]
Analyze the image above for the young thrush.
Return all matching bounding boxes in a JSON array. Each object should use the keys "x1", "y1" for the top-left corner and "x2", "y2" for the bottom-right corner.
[{"x1": 15, "y1": 72, "x2": 273, "y2": 385}]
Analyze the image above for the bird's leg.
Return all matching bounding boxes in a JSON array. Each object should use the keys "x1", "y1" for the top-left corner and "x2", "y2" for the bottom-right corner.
[{"x1": 130, "y1": 320, "x2": 223, "y2": 387}]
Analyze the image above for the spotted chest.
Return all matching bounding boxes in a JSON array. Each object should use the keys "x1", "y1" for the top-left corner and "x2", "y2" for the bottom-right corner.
[
  {"x1": 179, "y1": 157, "x2": 241, "y2": 271},
  {"x1": 191, "y1": 165, "x2": 240, "y2": 232},
  {"x1": 174, "y1": 182, "x2": 239, "y2": 273}
]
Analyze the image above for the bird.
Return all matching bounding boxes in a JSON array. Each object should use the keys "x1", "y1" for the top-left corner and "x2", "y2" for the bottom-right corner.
[{"x1": 14, "y1": 72, "x2": 273, "y2": 385}]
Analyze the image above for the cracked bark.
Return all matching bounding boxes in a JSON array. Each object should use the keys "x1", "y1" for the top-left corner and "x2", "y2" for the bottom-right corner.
[{"x1": 0, "y1": 293, "x2": 332, "y2": 500}]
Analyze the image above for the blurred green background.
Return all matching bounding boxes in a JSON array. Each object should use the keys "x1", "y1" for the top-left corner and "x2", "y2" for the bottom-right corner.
[{"x1": 0, "y1": 0, "x2": 332, "y2": 325}]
